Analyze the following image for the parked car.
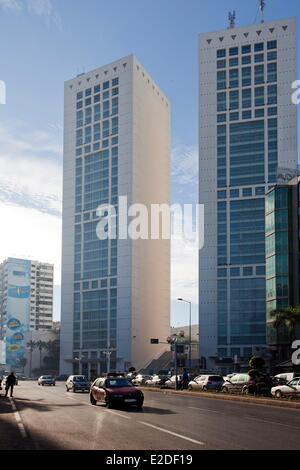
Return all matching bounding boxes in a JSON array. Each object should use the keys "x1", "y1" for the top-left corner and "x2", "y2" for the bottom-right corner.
[
  {"x1": 221, "y1": 373, "x2": 250, "y2": 394},
  {"x1": 38, "y1": 375, "x2": 56, "y2": 386},
  {"x1": 66, "y1": 375, "x2": 90, "y2": 393},
  {"x1": 274, "y1": 373, "x2": 298, "y2": 384},
  {"x1": 55, "y1": 374, "x2": 69, "y2": 382},
  {"x1": 132, "y1": 374, "x2": 152, "y2": 386},
  {"x1": 164, "y1": 375, "x2": 183, "y2": 389},
  {"x1": 145, "y1": 374, "x2": 169, "y2": 387},
  {"x1": 90, "y1": 375, "x2": 144, "y2": 409},
  {"x1": 271, "y1": 377, "x2": 300, "y2": 399},
  {"x1": 189, "y1": 375, "x2": 224, "y2": 392}
]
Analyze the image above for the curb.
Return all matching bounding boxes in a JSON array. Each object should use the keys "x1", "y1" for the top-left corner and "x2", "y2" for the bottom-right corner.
[{"x1": 141, "y1": 387, "x2": 300, "y2": 410}]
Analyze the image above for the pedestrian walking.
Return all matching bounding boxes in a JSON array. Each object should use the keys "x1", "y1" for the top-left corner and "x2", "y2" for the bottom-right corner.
[
  {"x1": 181, "y1": 368, "x2": 190, "y2": 390},
  {"x1": 5, "y1": 372, "x2": 17, "y2": 398}
]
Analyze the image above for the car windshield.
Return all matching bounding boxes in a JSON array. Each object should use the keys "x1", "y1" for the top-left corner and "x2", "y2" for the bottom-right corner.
[
  {"x1": 43, "y1": 376, "x2": 52, "y2": 379},
  {"x1": 209, "y1": 376, "x2": 223, "y2": 381},
  {"x1": 105, "y1": 379, "x2": 132, "y2": 388},
  {"x1": 74, "y1": 376, "x2": 86, "y2": 382}
]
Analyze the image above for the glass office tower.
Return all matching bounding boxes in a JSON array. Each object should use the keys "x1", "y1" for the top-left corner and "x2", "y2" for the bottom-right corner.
[
  {"x1": 60, "y1": 56, "x2": 171, "y2": 377},
  {"x1": 199, "y1": 18, "x2": 297, "y2": 370}
]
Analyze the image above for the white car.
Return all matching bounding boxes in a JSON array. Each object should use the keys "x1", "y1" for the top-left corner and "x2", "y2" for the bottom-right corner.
[
  {"x1": 38, "y1": 375, "x2": 56, "y2": 386},
  {"x1": 271, "y1": 377, "x2": 300, "y2": 399}
]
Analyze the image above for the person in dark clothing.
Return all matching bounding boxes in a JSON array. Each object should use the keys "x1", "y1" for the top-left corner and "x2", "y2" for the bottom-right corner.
[
  {"x1": 5, "y1": 372, "x2": 16, "y2": 398},
  {"x1": 181, "y1": 368, "x2": 190, "y2": 390}
]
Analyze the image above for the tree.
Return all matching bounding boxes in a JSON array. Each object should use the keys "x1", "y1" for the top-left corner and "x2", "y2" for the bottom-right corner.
[
  {"x1": 249, "y1": 356, "x2": 265, "y2": 370},
  {"x1": 270, "y1": 306, "x2": 300, "y2": 348},
  {"x1": 26, "y1": 340, "x2": 36, "y2": 378},
  {"x1": 35, "y1": 340, "x2": 47, "y2": 370},
  {"x1": 18, "y1": 357, "x2": 27, "y2": 374}
]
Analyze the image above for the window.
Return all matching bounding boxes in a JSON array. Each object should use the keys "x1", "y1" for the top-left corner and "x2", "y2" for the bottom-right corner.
[
  {"x1": 243, "y1": 188, "x2": 252, "y2": 197},
  {"x1": 242, "y1": 67, "x2": 251, "y2": 87},
  {"x1": 268, "y1": 85, "x2": 277, "y2": 105},
  {"x1": 85, "y1": 97, "x2": 92, "y2": 106},
  {"x1": 242, "y1": 88, "x2": 251, "y2": 108},
  {"x1": 242, "y1": 110, "x2": 251, "y2": 120},
  {"x1": 243, "y1": 267, "x2": 253, "y2": 276},
  {"x1": 255, "y1": 86, "x2": 265, "y2": 107},
  {"x1": 77, "y1": 110, "x2": 83, "y2": 128},
  {"x1": 94, "y1": 104, "x2": 101, "y2": 121},
  {"x1": 77, "y1": 101, "x2": 83, "y2": 110},
  {"x1": 217, "y1": 71, "x2": 226, "y2": 90},
  {"x1": 85, "y1": 88, "x2": 92, "y2": 97},
  {"x1": 103, "y1": 81, "x2": 110, "y2": 90},
  {"x1": 255, "y1": 109, "x2": 264, "y2": 118},
  {"x1": 85, "y1": 107, "x2": 92, "y2": 125},
  {"x1": 255, "y1": 65, "x2": 264, "y2": 85},
  {"x1": 94, "y1": 123, "x2": 101, "y2": 141},
  {"x1": 92, "y1": 281, "x2": 98, "y2": 289},
  {"x1": 229, "y1": 47, "x2": 238, "y2": 56},
  {"x1": 94, "y1": 94, "x2": 101, "y2": 103},
  {"x1": 229, "y1": 57, "x2": 239, "y2": 67},
  {"x1": 217, "y1": 59, "x2": 226, "y2": 69},
  {"x1": 267, "y1": 51, "x2": 277, "y2": 61},
  {"x1": 217, "y1": 49, "x2": 226, "y2": 58},
  {"x1": 103, "y1": 90, "x2": 110, "y2": 100},
  {"x1": 112, "y1": 87, "x2": 119, "y2": 96},
  {"x1": 77, "y1": 91, "x2": 83, "y2": 100},
  {"x1": 217, "y1": 92, "x2": 226, "y2": 112},
  {"x1": 231, "y1": 268, "x2": 240, "y2": 277},
  {"x1": 267, "y1": 40, "x2": 277, "y2": 50},
  {"x1": 94, "y1": 85, "x2": 101, "y2": 94},
  {"x1": 242, "y1": 45, "x2": 251, "y2": 54},
  {"x1": 218, "y1": 191, "x2": 227, "y2": 199},
  {"x1": 229, "y1": 69, "x2": 239, "y2": 88},
  {"x1": 254, "y1": 42, "x2": 264, "y2": 52},
  {"x1": 217, "y1": 113, "x2": 226, "y2": 123},
  {"x1": 268, "y1": 107, "x2": 277, "y2": 116},
  {"x1": 255, "y1": 53, "x2": 264, "y2": 63},
  {"x1": 267, "y1": 62, "x2": 277, "y2": 82},
  {"x1": 230, "y1": 189, "x2": 239, "y2": 198},
  {"x1": 229, "y1": 90, "x2": 239, "y2": 110},
  {"x1": 230, "y1": 112, "x2": 239, "y2": 121},
  {"x1": 112, "y1": 77, "x2": 119, "y2": 87},
  {"x1": 242, "y1": 55, "x2": 251, "y2": 65},
  {"x1": 255, "y1": 187, "x2": 265, "y2": 196}
]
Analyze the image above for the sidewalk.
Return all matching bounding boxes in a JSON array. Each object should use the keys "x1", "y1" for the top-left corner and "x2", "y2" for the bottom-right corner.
[
  {"x1": 142, "y1": 387, "x2": 300, "y2": 409},
  {"x1": 0, "y1": 395, "x2": 26, "y2": 450}
]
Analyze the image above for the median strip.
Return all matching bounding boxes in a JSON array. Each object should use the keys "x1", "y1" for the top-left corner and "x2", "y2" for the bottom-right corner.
[{"x1": 9, "y1": 398, "x2": 27, "y2": 439}]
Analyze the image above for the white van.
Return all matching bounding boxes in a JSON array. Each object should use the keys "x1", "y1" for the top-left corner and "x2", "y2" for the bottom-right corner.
[{"x1": 274, "y1": 373, "x2": 297, "y2": 383}]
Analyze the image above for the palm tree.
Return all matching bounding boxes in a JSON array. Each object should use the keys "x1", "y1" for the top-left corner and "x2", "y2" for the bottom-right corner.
[
  {"x1": 270, "y1": 306, "x2": 300, "y2": 360},
  {"x1": 26, "y1": 340, "x2": 36, "y2": 378},
  {"x1": 35, "y1": 340, "x2": 47, "y2": 370}
]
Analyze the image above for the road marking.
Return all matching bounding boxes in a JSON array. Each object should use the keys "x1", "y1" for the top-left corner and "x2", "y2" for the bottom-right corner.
[
  {"x1": 188, "y1": 406, "x2": 220, "y2": 413},
  {"x1": 104, "y1": 409, "x2": 132, "y2": 420},
  {"x1": 138, "y1": 421, "x2": 205, "y2": 446},
  {"x1": 9, "y1": 398, "x2": 28, "y2": 439},
  {"x1": 244, "y1": 416, "x2": 300, "y2": 430}
]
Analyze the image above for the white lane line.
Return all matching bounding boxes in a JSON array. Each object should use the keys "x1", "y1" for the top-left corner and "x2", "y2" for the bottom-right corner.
[
  {"x1": 188, "y1": 406, "x2": 220, "y2": 414},
  {"x1": 244, "y1": 416, "x2": 300, "y2": 430},
  {"x1": 104, "y1": 409, "x2": 132, "y2": 420},
  {"x1": 139, "y1": 421, "x2": 205, "y2": 446},
  {"x1": 9, "y1": 398, "x2": 28, "y2": 439}
]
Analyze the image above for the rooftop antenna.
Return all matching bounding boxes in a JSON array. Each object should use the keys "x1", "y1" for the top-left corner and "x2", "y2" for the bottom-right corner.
[
  {"x1": 228, "y1": 11, "x2": 236, "y2": 29},
  {"x1": 259, "y1": 0, "x2": 266, "y2": 23}
]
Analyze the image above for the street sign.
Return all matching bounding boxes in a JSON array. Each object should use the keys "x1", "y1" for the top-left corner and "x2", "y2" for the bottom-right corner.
[{"x1": 150, "y1": 338, "x2": 159, "y2": 344}]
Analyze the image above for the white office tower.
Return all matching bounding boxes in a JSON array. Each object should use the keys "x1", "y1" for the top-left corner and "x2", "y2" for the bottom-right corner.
[
  {"x1": 199, "y1": 18, "x2": 297, "y2": 370},
  {"x1": 60, "y1": 55, "x2": 171, "y2": 376}
]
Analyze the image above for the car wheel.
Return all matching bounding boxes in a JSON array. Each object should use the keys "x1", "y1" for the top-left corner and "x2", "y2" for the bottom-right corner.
[
  {"x1": 188, "y1": 384, "x2": 192, "y2": 390},
  {"x1": 90, "y1": 394, "x2": 97, "y2": 406},
  {"x1": 222, "y1": 386, "x2": 229, "y2": 394},
  {"x1": 73, "y1": 387, "x2": 76, "y2": 393},
  {"x1": 106, "y1": 399, "x2": 113, "y2": 409},
  {"x1": 66, "y1": 386, "x2": 69, "y2": 392},
  {"x1": 203, "y1": 386, "x2": 207, "y2": 392},
  {"x1": 136, "y1": 403, "x2": 143, "y2": 410},
  {"x1": 275, "y1": 390, "x2": 283, "y2": 399}
]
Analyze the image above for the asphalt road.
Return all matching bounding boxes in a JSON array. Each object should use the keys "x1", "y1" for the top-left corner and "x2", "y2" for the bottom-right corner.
[{"x1": 1, "y1": 381, "x2": 300, "y2": 450}]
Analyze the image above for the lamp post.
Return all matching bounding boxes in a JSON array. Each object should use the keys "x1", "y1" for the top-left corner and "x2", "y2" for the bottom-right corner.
[{"x1": 178, "y1": 298, "x2": 192, "y2": 372}]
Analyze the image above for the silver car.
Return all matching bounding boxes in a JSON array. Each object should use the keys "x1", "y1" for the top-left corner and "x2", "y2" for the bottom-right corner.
[
  {"x1": 38, "y1": 375, "x2": 56, "y2": 386},
  {"x1": 66, "y1": 375, "x2": 90, "y2": 393},
  {"x1": 189, "y1": 375, "x2": 224, "y2": 392},
  {"x1": 271, "y1": 377, "x2": 300, "y2": 399}
]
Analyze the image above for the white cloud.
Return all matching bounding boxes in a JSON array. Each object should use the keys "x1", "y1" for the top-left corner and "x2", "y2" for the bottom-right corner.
[
  {"x1": 172, "y1": 144, "x2": 198, "y2": 186},
  {"x1": 171, "y1": 235, "x2": 198, "y2": 305},
  {"x1": 0, "y1": 0, "x2": 22, "y2": 12},
  {"x1": 0, "y1": 0, "x2": 61, "y2": 26},
  {"x1": 0, "y1": 121, "x2": 62, "y2": 281}
]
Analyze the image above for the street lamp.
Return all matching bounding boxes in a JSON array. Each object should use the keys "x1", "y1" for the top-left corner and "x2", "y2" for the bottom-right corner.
[{"x1": 177, "y1": 298, "x2": 192, "y2": 372}]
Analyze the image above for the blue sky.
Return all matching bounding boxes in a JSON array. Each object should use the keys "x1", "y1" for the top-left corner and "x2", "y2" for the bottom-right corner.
[{"x1": 0, "y1": 0, "x2": 299, "y2": 327}]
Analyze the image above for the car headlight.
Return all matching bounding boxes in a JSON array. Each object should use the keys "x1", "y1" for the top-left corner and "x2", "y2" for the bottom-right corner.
[{"x1": 112, "y1": 395, "x2": 123, "y2": 398}]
